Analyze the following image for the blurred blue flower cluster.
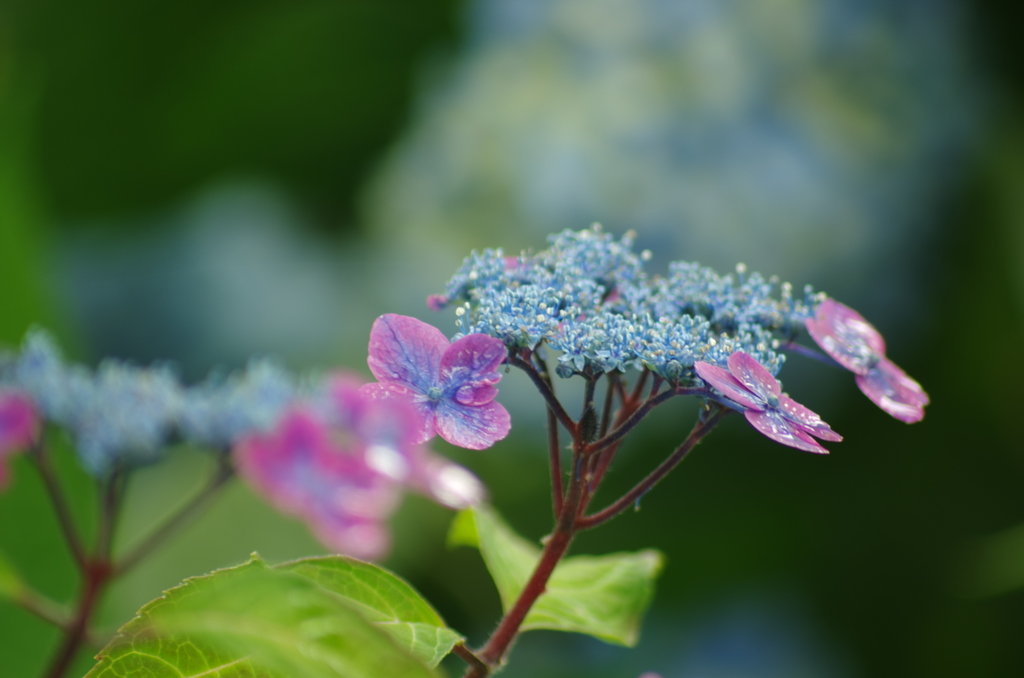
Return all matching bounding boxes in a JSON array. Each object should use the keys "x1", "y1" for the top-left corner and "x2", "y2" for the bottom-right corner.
[
  {"x1": 367, "y1": 0, "x2": 975, "y2": 294},
  {"x1": 0, "y1": 330, "x2": 297, "y2": 474}
]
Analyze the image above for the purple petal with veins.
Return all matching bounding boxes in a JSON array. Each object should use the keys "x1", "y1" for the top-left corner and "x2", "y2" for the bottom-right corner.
[
  {"x1": 434, "y1": 399, "x2": 511, "y2": 450},
  {"x1": 745, "y1": 409, "x2": 828, "y2": 454},
  {"x1": 727, "y1": 352, "x2": 781, "y2": 403},
  {"x1": 364, "y1": 314, "x2": 510, "y2": 450},
  {"x1": 694, "y1": 361, "x2": 764, "y2": 410},
  {"x1": 367, "y1": 314, "x2": 448, "y2": 393},
  {"x1": 454, "y1": 382, "x2": 499, "y2": 406},
  {"x1": 440, "y1": 333, "x2": 506, "y2": 400}
]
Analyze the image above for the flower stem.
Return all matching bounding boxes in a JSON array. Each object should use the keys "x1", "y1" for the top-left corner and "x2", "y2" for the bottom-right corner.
[
  {"x1": 462, "y1": 442, "x2": 589, "y2": 678},
  {"x1": 510, "y1": 355, "x2": 576, "y2": 434},
  {"x1": 577, "y1": 405, "x2": 728, "y2": 530},
  {"x1": 42, "y1": 467, "x2": 126, "y2": 678},
  {"x1": 115, "y1": 456, "x2": 234, "y2": 576},
  {"x1": 29, "y1": 441, "x2": 87, "y2": 571},
  {"x1": 584, "y1": 386, "x2": 698, "y2": 455},
  {"x1": 14, "y1": 586, "x2": 71, "y2": 631},
  {"x1": 42, "y1": 558, "x2": 112, "y2": 678},
  {"x1": 546, "y1": 406, "x2": 564, "y2": 517}
]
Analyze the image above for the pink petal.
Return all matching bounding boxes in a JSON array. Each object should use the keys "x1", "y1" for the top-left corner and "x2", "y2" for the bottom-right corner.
[
  {"x1": 426, "y1": 294, "x2": 449, "y2": 311},
  {"x1": 409, "y1": 448, "x2": 486, "y2": 509},
  {"x1": 234, "y1": 410, "x2": 334, "y2": 515},
  {"x1": 694, "y1": 361, "x2": 764, "y2": 410},
  {"x1": 727, "y1": 352, "x2": 781, "y2": 403},
  {"x1": 454, "y1": 383, "x2": 499, "y2": 406},
  {"x1": 439, "y1": 333, "x2": 507, "y2": 406},
  {"x1": 308, "y1": 515, "x2": 392, "y2": 561},
  {"x1": 358, "y1": 382, "x2": 435, "y2": 444},
  {"x1": 777, "y1": 394, "x2": 842, "y2": 442},
  {"x1": 805, "y1": 299, "x2": 886, "y2": 375},
  {"x1": 434, "y1": 400, "x2": 511, "y2": 450},
  {"x1": 0, "y1": 392, "x2": 38, "y2": 489},
  {"x1": 745, "y1": 409, "x2": 829, "y2": 454},
  {"x1": 855, "y1": 358, "x2": 928, "y2": 423},
  {"x1": 367, "y1": 314, "x2": 449, "y2": 393}
]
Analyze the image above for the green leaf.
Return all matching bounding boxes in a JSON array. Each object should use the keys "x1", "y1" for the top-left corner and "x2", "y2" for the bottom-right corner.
[
  {"x1": 0, "y1": 549, "x2": 23, "y2": 600},
  {"x1": 85, "y1": 554, "x2": 436, "y2": 678},
  {"x1": 277, "y1": 556, "x2": 463, "y2": 667},
  {"x1": 449, "y1": 506, "x2": 663, "y2": 647}
]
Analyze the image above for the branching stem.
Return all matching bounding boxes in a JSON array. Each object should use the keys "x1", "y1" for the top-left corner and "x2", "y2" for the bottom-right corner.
[
  {"x1": 115, "y1": 456, "x2": 234, "y2": 576},
  {"x1": 510, "y1": 355, "x2": 576, "y2": 433},
  {"x1": 577, "y1": 405, "x2": 728, "y2": 530},
  {"x1": 29, "y1": 442, "x2": 87, "y2": 571},
  {"x1": 584, "y1": 386, "x2": 701, "y2": 456}
]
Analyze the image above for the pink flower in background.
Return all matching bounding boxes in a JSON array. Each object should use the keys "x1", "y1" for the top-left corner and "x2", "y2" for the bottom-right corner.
[
  {"x1": 234, "y1": 375, "x2": 484, "y2": 560},
  {"x1": 805, "y1": 298, "x2": 929, "y2": 423},
  {"x1": 695, "y1": 352, "x2": 841, "y2": 454},
  {"x1": 0, "y1": 391, "x2": 38, "y2": 490},
  {"x1": 326, "y1": 375, "x2": 485, "y2": 510},
  {"x1": 235, "y1": 408, "x2": 398, "y2": 560},
  {"x1": 361, "y1": 314, "x2": 511, "y2": 450}
]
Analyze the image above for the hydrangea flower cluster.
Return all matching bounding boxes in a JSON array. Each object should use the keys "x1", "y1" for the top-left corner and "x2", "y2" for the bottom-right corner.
[
  {"x1": 432, "y1": 225, "x2": 816, "y2": 382},
  {"x1": 0, "y1": 325, "x2": 493, "y2": 559},
  {"x1": 432, "y1": 226, "x2": 928, "y2": 453},
  {"x1": 0, "y1": 329, "x2": 296, "y2": 474}
]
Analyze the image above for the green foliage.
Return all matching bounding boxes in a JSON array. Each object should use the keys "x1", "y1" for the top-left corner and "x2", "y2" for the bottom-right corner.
[
  {"x1": 278, "y1": 556, "x2": 463, "y2": 667},
  {"x1": 449, "y1": 506, "x2": 664, "y2": 647},
  {"x1": 84, "y1": 554, "x2": 441, "y2": 678},
  {"x1": 0, "y1": 549, "x2": 22, "y2": 601}
]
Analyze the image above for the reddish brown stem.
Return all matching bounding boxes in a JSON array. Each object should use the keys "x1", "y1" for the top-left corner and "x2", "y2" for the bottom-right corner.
[
  {"x1": 43, "y1": 561, "x2": 112, "y2": 678},
  {"x1": 584, "y1": 387, "x2": 694, "y2": 456},
  {"x1": 510, "y1": 355, "x2": 576, "y2": 434},
  {"x1": 462, "y1": 441, "x2": 589, "y2": 678},
  {"x1": 43, "y1": 467, "x2": 126, "y2": 678},
  {"x1": 546, "y1": 406, "x2": 564, "y2": 517},
  {"x1": 577, "y1": 406, "x2": 727, "y2": 530},
  {"x1": 29, "y1": 442, "x2": 87, "y2": 571}
]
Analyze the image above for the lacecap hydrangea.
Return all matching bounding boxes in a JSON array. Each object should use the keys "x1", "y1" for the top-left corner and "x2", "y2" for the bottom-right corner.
[{"x1": 430, "y1": 225, "x2": 927, "y2": 442}]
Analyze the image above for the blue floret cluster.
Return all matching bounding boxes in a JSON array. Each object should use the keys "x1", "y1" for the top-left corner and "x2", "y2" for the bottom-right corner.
[
  {"x1": 0, "y1": 329, "x2": 297, "y2": 475},
  {"x1": 434, "y1": 225, "x2": 823, "y2": 382}
]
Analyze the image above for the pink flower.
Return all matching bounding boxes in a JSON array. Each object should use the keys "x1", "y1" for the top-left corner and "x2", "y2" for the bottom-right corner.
[
  {"x1": 361, "y1": 314, "x2": 511, "y2": 450},
  {"x1": 234, "y1": 375, "x2": 485, "y2": 560},
  {"x1": 805, "y1": 299, "x2": 929, "y2": 423},
  {"x1": 0, "y1": 391, "x2": 38, "y2": 490},
  {"x1": 695, "y1": 352, "x2": 841, "y2": 454}
]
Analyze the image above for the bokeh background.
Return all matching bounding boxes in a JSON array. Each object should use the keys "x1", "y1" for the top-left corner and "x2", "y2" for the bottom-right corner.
[{"x1": 2, "y1": 0, "x2": 1023, "y2": 676}]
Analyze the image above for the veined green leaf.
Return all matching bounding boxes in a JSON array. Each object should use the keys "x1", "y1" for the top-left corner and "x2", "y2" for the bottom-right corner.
[
  {"x1": 85, "y1": 554, "x2": 436, "y2": 678},
  {"x1": 278, "y1": 556, "x2": 463, "y2": 667},
  {"x1": 450, "y1": 506, "x2": 663, "y2": 647}
]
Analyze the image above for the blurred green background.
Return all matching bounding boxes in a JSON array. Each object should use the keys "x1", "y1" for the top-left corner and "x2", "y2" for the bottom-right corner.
[{"x1": 1, "y1": 0, "x2": 1023, "y2": 676}]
